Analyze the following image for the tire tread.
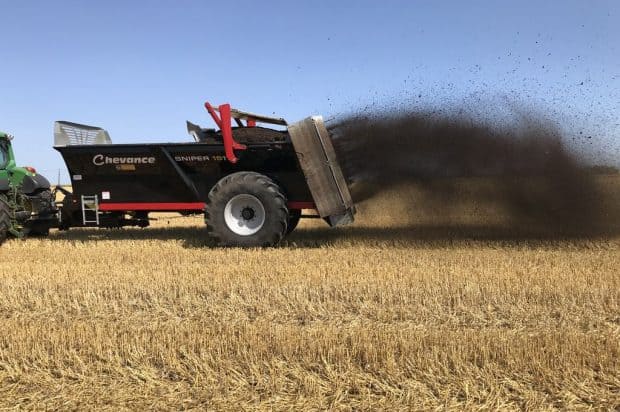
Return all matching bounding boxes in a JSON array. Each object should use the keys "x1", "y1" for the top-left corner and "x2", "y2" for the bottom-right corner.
[
  {"x1": 205, "y1": 172, "x2": 288, "y2": 247},
  {"x1": 0, "y1": 195, "x2": 11, "y2": 245}
]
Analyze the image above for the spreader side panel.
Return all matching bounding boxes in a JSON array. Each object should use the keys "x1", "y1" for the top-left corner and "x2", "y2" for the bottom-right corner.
[{"x1": 288, "y1": 116, "x2": 355, "y2": 226}]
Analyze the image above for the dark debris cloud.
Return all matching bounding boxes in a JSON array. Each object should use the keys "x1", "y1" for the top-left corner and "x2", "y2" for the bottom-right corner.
[{"x1": 328, "y1": 104, "x2": 620, "y2": 237}]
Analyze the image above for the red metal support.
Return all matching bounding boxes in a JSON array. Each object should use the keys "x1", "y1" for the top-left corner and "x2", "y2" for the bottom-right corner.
[
  {"x1": 246, "y1": 118, "x2": 256, "y2": 127},
  {"x1": 218, "y1": 104, "x2": 237, "y2": 163},
  {"x1": 99, "y1": 201, "x2": 313, "y2": 212},
  {"x1": 99, "y1": 202, "x2": 205, "y2": 211},
  {"x1": 204, "y1": 102, "x2": 222, "y2": 128},
  {"x1": 204, "y1": 102, "x2": 246, "y2": 163}
]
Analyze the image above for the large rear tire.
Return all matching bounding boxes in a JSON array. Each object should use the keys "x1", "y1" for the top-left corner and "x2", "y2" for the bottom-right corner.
[
  {"x1": 205, "y1": 172, "x2": 288, "y2": 247},
  {"x1": 0, "y1": 195, "x2": 11, "y2": 245}
]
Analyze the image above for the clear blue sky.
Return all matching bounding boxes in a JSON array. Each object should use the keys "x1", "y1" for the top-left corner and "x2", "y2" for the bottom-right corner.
[{"x1": 1, "y1": 1, "x2": 618, "y2": 181}]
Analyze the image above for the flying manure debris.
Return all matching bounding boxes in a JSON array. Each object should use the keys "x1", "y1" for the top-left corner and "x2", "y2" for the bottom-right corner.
[{"x1": 328, "y1": 105, "x2": 620, "y2": 237}]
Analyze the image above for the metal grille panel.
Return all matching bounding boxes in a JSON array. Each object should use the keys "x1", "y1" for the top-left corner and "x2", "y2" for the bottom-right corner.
[{"x1": 54, "y1": 121, "x2": 112, "y2": 146}]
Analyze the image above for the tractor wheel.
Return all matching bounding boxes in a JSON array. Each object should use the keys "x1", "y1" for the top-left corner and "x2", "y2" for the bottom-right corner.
[
  {"x1": 58, "y1": 194, "x2": 75, "y2": 230},
  {"x1": 205, "y1": 172, "x2": 288, "y2": 247},
  {"x1": 0, "y1": 195, "x2": 11, "y2": 245},
  {"x1": 27, "y1": 189, "x2": 54, "y2": 236},
  {"x1": 287, "y1": 209, "x2": 301, "y2": 234}
]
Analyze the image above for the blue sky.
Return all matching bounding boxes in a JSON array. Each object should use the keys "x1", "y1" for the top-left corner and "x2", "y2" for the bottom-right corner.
[{"x1": 0, "y1": 1, "x2": 618, "y2": 181}]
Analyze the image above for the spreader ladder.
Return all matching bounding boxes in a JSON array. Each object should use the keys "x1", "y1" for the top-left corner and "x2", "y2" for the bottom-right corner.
[{"x1": 81, "y1": 195, "x2": 100, "y2": 225}]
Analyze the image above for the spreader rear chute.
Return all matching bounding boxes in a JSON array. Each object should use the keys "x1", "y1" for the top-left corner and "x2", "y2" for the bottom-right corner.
[{"x1": 288, "y1": 116, "x2": 355, "y2": 226}]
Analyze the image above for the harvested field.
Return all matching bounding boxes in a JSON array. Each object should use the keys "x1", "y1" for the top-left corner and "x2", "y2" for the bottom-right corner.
[{"x1": 0, "y1": 176, "x2": 619, "y2": 410}]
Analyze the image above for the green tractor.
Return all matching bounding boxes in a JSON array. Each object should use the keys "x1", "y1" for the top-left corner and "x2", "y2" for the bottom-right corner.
[{"x1": 0, "y1": 131, "x2": 58, "y2": 245}]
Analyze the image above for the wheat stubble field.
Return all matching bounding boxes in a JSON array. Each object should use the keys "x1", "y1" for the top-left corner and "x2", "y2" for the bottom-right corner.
[{"x1": 0, "y1": 176, "x2": 619, "y2": 410}]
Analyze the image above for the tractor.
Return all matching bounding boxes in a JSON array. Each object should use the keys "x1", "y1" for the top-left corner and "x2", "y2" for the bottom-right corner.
[{"x1": 0, "y1": 131, "x2": 58, "y2": 244}]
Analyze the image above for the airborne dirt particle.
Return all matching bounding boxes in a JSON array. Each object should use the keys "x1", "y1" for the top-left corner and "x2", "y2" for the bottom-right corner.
[{"x1": 328, "y1": 106, "x2": 620, "y2": 237}]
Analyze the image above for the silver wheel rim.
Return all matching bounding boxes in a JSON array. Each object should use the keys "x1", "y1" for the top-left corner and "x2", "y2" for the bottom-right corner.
[{"x1": 224, "y1": 194, "x2": 266, "y2": 236}]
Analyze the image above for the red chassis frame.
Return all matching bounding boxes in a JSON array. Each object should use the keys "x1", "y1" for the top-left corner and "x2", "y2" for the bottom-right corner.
[{"x1": 98, "y1": 201, "x2": 315, "y2": 212}]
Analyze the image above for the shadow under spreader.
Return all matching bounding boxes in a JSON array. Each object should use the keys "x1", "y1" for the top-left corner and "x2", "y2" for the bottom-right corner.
[
  {"x1": 328, "y1": 107, "x2": 620, "y2": 238},
  {"x1": 285, "y1": 223, "x2": 620, "y2": 247},
  {"x1": 48, "y1": 226, "x2": 216, "y2": 248},
  {"x1": 47, "y1": 216, "x2": 620, "y2": 250}
]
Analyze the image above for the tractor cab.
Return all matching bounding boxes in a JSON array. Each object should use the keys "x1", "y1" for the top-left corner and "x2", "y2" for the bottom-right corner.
[
  {"x1": 0, "y1": 131, "x2": 41, "y2": 186},
  {"x1": 0, "y1": 132, "x2": 13, "y2": 172}
]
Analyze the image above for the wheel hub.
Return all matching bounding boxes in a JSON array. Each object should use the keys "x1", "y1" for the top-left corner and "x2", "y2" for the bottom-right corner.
[
  {"x1": 223, "y1": 194, "x2": 266, "y2": 236},
  {"x1": 241, "y1": 207, "x2": 255, "y2": 220}
]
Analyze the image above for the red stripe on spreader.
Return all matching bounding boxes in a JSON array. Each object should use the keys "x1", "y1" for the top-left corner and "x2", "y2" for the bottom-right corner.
[
  {"x1": 288, "y1": 201, "x2": 316, "y2": 210},
  {"x1": 99, "y1": 202, "x2": 205, "y2": 211},
  {"x1": 98, "y1": 201, "x2": 316, "y2": 211}
]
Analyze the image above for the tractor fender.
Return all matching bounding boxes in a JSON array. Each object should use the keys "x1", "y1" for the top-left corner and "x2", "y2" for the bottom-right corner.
[
  {"x1": 19, "y1": 174, "x2": 51, "y2": 194},
  {"x1": 0, "y1": 177, "x2": 8, "y2": 192}
]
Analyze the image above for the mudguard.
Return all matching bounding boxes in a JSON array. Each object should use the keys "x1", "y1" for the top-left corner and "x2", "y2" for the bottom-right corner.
[{"x1": 19, "y1": 174, "x2": 51, "y2": 194}]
